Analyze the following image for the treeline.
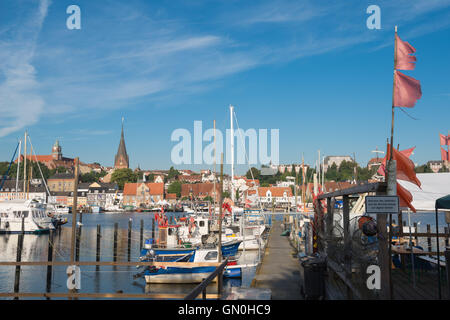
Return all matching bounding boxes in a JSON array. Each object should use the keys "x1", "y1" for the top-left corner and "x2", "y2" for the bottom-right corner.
[{"x1": 246, "y1": 160, "x2": 377, "y2": 185}]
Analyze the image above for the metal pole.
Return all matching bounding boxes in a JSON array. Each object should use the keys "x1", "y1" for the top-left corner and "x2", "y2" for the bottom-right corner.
[
  {"x1": 408, "y1": 210, "x2": 416, "y2": 287},
  {"x1": 436, "y1": 208, "x2": 442, "y2": 299}
]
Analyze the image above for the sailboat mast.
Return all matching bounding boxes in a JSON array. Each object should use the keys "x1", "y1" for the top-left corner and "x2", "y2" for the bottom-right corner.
[
  {"x1": 213, "y1": 120, "x2": 216, "y2": 212},
  {"x1": 23, "y1": 131, "x2": 27, "y2": 198},
  {"x1": 230, "y1": 105, "x2": 235, "y2": 203},
  {"x1": 302, "y1": 154, "x2": 305, "y2": 211},
  {"x1": 15, "y1": 140, "x2": 21, "y2": 198}
]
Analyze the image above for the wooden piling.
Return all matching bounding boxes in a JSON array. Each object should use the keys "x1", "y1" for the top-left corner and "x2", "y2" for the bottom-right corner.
[
  {"x1": 113, "y1": 223, "x2": 118, "y2": 262},
  {"x1": 46, "y1": 230, "x2": 54, "y2": 298},
  {"x1": 75, "y1": 224, "x2": 81, "y2": 261},
  {"x1": 128, "y1": 219, "x2": 132, "y2": 262},
  {"x1": 444, "y1": 227, "x2": 449, "y2": 248},
  {"x1": 342, "y1": 195, "x2": 352, "y2": 299},
  {"x1": 140, "y1": 219, "x2": 144, "y2": 250},
  {"x1": 152, "y1": 218, "x2": 155, "y2": 241},
  {"x1": 427, "y1": 224, "x2": 432, "y2": 252},
  {"x1": 13, "y1": 217, "x2": 25, "y2": 299},
  {"x1": 96, "y1": 225, "x2": 101, "y2": 271},
  {"x1": 413, "y1": 222, "x2": 418, "y2": 245}
]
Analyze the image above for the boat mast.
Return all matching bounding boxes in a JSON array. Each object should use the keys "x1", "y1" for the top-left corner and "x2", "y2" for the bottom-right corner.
[
  {"x1": 15, "y1": 140, "x2": 21, "y2": 198},
  {"x1": 213, "y1": 120, "x2": 216, "y2": 213},
  {"x1": 23, "y1": 131, "x2": 27, "y2": 198},
  {"x1": 27, "y1": 143, "x2": 33, "y2": 198},
  {"x1": 230, "y1": 105, "x2": 235, "y2": 203},
  {"x1": 301, "y1": 154, "x2": 305, "y2": 212}
]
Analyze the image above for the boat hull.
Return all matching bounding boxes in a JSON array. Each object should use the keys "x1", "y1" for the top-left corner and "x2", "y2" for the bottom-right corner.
[{"x1": 144, "y1": 267, "x2": 217, "y2": 284}]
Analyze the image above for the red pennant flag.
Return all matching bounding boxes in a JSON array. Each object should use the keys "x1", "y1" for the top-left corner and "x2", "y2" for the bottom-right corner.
[
  {"x1": 440, "y1": 133, "x2": 449, "y2": 146},
  {"x1": 386, "y1": 144, "x2": 421, "y2": 188},
  {"x1": 397, "y1": 182, "x2": 416, "y2": 212},
  {"x1": 441, "y1": 147, "x2": 449, "y2": 162},
  {"x1": 395, "y1": 34, "x2": 417, "y2": 70},
  {"x1": 394, "y1": 71, "x2": 422, "y2": 108},
  {"x1": 377, "y1": 146, "x2": 415, "y2": 176}
]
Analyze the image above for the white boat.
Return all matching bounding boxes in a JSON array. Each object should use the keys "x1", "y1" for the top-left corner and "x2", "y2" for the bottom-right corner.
[
  {"x1": 90, "y1": 205, "x2": 102, "y2": 213},
  {"x1": 0, "y1": 199, "x2": 55, "y2": 234},
  {"x1": 52, "y1": 204, "x2": 69, "y2": 214}
]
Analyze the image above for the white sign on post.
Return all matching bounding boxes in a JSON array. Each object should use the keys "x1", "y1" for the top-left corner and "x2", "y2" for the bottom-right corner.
[{"x1": 365, "y1": 196, "x2": 399, "y2": 214}]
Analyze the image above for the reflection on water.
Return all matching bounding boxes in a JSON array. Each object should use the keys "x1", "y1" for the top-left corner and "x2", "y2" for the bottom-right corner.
[{"x1": 0, "y1": 212, "x2": 258, "y2": 299}]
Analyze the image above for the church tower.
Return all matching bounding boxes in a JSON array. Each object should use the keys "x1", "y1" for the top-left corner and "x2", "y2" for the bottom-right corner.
[
  {"x1": 52, "y1": 140, "x2": 62, "y2": 160},
  {"x1": 114, "y1": 118, "x2": 129, "y2": 169}
]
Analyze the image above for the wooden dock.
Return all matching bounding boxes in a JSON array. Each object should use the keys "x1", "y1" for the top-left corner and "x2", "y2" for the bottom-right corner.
[{"x1": 251, "y1": 220, "x2": 303, "y2": 300}]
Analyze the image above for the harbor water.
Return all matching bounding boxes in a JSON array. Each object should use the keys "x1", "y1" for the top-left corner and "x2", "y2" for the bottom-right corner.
[{"x1": 0, "y1": 212, "x2": 260, "y2": 299}]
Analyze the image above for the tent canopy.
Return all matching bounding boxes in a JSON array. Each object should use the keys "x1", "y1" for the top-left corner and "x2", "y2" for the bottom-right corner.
[{"x1": 435, "y1": 194, "x2": 450, "y2": 209}]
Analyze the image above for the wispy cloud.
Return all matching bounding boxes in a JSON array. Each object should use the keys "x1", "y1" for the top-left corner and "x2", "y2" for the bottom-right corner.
[
  {"x1": 2, "y1": 0, "x2": 450, "y2": 140},
  {"x1": 0, "y1": 0, "x2": 50, "y2": 137}
]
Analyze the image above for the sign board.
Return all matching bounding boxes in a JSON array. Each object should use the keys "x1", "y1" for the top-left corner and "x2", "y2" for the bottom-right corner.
[{"x1": 365, "y1": 196, "x2": 399, "y2": 214}]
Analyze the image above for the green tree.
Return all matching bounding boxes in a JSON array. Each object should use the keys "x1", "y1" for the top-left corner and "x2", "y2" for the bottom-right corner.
[
  {"x1": 204, "y1": 196, "x2": 213, "y2": 202},
  {"x1": 325, "y1": 163, "x2": 338, "y2": 181},
  {"x1": 111, "y1": 168, "x2": 138, "y2": 189},
  {"x1": 80, "y1": 171, "x2": 107, "y2": 183},
  {"x1": 222, "y1": 191, "x2": 231, "y2": 199},
  {"x1": 246, "y1": 167, "x2": 261, "y2": 180},
  {"x1": 167, "y1": 180, "x2": 182, "y2": 197},
  {"x1": 168, "y1": 166, "x2": 180, "y2": 180}
]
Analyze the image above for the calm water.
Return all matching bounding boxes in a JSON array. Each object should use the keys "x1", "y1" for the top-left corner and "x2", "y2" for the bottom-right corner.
[{"x1": 0, "y1": 212, "x2": 259, "y2": 299}]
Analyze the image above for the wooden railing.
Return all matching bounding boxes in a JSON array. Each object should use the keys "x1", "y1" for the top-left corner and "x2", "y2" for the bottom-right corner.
[
  {"x1": 0, "y1": 260, "x2": 225, "y2": 299},
  {"x1": 184, "y1": 258, "x2": 228, "y2": 300}
]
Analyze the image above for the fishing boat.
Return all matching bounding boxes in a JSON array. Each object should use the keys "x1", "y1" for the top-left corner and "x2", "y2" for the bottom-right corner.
[
  {"x1": 141, "y1": 248, "x2": 219, "y2": 284},
  {"x1": 0, "y1": 199, "x2": 55, "y2": 234}
]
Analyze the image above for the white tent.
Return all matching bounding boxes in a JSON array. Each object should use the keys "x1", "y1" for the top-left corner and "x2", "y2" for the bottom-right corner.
[{"x1": 398, "y1": 172, "x2": 450, "y2": 211}]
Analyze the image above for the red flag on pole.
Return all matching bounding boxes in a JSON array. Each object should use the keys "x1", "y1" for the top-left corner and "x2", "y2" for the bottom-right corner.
[
  {"x1": 377, "y1": 146, "x2": 416, "y2": 176},
  {"x1": 441, "y1": 147, "x2": 449, "y2": 162},
  {"x1": 394, "y1": 71, "x2": 422, "y2": 108},
  {"x1": 386, "y1": 144, "x2": 421, "y2": 188},
  {"x1": 439, "y1": 133, "x2": 449, "y2": 146},
  {"x1": 397, "y1": 182, "x2": 416, "y2": 212},
  {"x1": 395, "y1": 34, "x2": 417, "y2": 70}
]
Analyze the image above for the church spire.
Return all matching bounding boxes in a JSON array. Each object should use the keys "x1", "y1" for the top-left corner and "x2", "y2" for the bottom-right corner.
[{"x1": 114, "y1": 117, "x2": 129, "y2": 169}]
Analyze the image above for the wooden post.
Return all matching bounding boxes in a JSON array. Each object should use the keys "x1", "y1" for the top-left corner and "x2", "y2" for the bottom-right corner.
[
  {"x1": 342, "y1": 195, "x2": 352, "y2": 299},
  {"x1": 69, "y1": 156, "x2": 80, "y2": 299},
  {"x1": 75, "y1": 224, "x2": 81, "y2": 261},
  {"x1": 152, "y1": 218, "x2": 155, "y2": 241},
  {"x1": 414, "y1": 222, "x2": 418, "y2": 245},
  {"x1": 444, "y1": 227, "x2": 449, "y2": 248},
  {"x1": 218, "y1": 153, "x2": 224, "y2": 262},
  {"x1": 13, "y1": 217, "x2": 25, "y2": 299},
  {"x1": 46, "y1": 230, "x2": 54, "y2": 297},
  {"x1": 427, "y1": 224, "x2": 432, "y2": 252},
  {"x1": 113, "y1": 222, "x2": 118, "y2": 261},
  {"x1": 140, "y1": 219, "x2": 144, "y2": 250},
  {"x1": 128, "y1": 219, "x2": 132, "y2": 261},
  {"x1": 445, "y1": 249, "x2": 450, "y2": 299},
  {"x1": 96, "y1": 225, "x2": 101, "y2": 271},
  {"x1": 326, "y1": 197, "x2": 335, "y2": 258}
]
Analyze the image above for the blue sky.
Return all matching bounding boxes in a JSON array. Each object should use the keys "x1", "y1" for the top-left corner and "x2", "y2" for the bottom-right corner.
[{"x1": 0, "y1": 0, "x2": 449, "y2": 174}]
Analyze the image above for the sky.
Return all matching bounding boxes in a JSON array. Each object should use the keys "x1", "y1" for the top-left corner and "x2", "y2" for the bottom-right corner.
[{"x1": 0, "y1": 0, "x2": 449, "y2": 175}]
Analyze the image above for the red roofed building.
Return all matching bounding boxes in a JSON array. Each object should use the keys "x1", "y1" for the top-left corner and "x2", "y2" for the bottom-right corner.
[
  {"x1": 258, "y1": 186, "x2": 294, "y2": 205},
  {"x1": 16, "y1": 140, "x2": 75, "y2": 170},
  {"x1": 166, "y1": 193, "x2": 177, "y2": 204},
  {"x1": 367, "y1": 157, "x2": 383, "y2": 171},
  {"x1": 181, "y1": 183, "x2": 220, "y2": 202},
  {"x1": 123, "y1": 182, "x2": 164, "y2": 207},
  {"x1": 179, "y1": 175, "x2": 202, "y2": 183}
]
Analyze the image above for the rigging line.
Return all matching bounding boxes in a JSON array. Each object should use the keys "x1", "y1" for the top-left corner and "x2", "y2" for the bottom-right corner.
[
  {"x1": 26, "y1": 135, "x2": 51, "y2": 197},
  {"x1": 398, "y1": 107, "x2": 419, "y2": 120},
  {"x1": 232, "y1": 109, "x2": 263, "y2": 211}
]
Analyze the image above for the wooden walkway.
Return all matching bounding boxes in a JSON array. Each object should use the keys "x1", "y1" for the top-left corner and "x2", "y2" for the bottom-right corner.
[{"x1": 251, "y1": 220, "x2": 303, "y2": 300}]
